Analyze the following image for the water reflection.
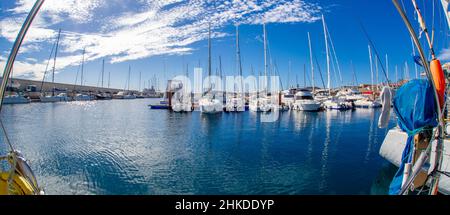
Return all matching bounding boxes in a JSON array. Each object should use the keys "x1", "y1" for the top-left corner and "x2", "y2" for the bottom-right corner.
[{"x1": 0, "y1": 99, "x2": 397, "y2": 194}]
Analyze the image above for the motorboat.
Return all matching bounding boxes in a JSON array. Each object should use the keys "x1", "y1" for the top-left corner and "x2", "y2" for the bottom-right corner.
[
  {"x1": 354, "y1": 99, "x2": 382, "y2": 108},
  {"x1": 281, "y1": 90, "x2": 295, "y2": 110},
  {"x1": 323, "y1": 97, "x2": 351, "y2": 110},
  {"x1": 293, "y1": 90, "x2": 321, "y2": 111}
]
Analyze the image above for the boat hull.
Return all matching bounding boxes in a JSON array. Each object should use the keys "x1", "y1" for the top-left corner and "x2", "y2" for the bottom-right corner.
[
  {"x1": 40, "y1": 96, "x2": 68, "y2": 102},
  {"x1": 3, "y1": 96, "x2": 30, "y2": 104}
]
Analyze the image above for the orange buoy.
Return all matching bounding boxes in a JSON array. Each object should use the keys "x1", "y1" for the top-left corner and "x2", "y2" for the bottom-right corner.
[{"x1": 430, "y1": 59, "x2": 446, "y2": 108}]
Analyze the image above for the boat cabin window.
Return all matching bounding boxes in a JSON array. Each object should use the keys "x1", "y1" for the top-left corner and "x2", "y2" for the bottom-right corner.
[{"x1": 296, "y1": 96, "x2": 313, "y2": 100}]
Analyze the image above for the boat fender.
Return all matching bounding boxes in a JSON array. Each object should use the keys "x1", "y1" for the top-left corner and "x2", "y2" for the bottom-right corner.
[
  {"x1": 378, "y1": 86, "x2": 392, "y2": 128},
  {"x1": 430, "y1": 59, "x2": 445, "y2": 108}
]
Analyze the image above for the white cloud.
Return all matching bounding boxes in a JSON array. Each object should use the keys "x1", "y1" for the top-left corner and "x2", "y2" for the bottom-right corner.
[
  {"x1": 438, "y1": 48, "x2": 450, "y2": 61},
  {"x1": 1, "y1": 0, "x2": 321, "y2": 79}
]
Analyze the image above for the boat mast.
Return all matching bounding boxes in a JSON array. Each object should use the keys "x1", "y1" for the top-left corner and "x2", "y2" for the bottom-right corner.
[
  {"x1": 101, "y1": 58, "x2": 104, "y2": 88},
  {"x1": 80, "y1": 47, "x2": 85, "y2": 87},
  {"x1": 288, "y1": 60, "x2": 291, "y2": 89},
  {"x1": 236, "y1": 25, "x2": 242, "y2": 77},
  {"x1": 236, "y1": 25, "x2": 243, "y2": 94},
  {"x1": 395, "y1": 65, "x2": 398, "y2": 83},
  {"x1": 186, "y1": 63, "x2": 189, "y2": 77},
  {"x1": 386, "y1": 54, "x2": 389, "y2": 82},
  {"x1": 52, "y1": 29, "x2": 61, "y2": 96},
  {"x1": 375, "y1": 55, "x2": 379, "y2": 90},
  {"x1": 263, "y1": 23, "x2": 268, "y2": 91},
  {"x1": 108, "y1": 71, "x2": 110, "y2": 88},
  {"x1": 128, "y1": 65, "x2": 131, "y2": 92},
  {"x1": 368, "y1": 45, "x2": 374, "y2": 93},
  {"x1": 139, "y1": 71, "x2": 141, "y2": 92},
  {"x1": 304, "y1": 64, "x2": 306, "y2": 88},
  {"x1": 322, "y1": 15, "x2": 331, "y2": 95},
  {"x1": 307, "y1": 32, "x2": 315, "y2": 92},
  {"x1": 208, "y1": 23, "x2": 212, "y2": 84}
]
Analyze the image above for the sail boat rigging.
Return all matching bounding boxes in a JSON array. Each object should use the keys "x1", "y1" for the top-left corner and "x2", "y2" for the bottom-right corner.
[
  {"x1": 226, "y1": 24, "x2": 245, "y2": 112},
  {"x1": 321, "y1": 15, "x2": 349, "y2": 110},
  {"x1": 39, "y1": 29, "x2": 68, "y2": 102},
  {"x1": 73, "y1": 48, "x2": 92, "y2": 101},
  {"x1": 199, "y1": 23, "x2": 222, "y2": 114},
  {"x1": 249, "y1": 23, "x2": 272, "y2": 112}
]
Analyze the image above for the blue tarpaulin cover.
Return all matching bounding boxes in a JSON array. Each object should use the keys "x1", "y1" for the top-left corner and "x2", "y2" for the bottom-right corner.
[{"x1": 390, "y1": 79, "x2": 438, "y2": 194}]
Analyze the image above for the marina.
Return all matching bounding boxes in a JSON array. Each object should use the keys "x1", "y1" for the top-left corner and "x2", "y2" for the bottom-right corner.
[
  {"x1": 0, "y1": 0, "x2": 450, "y2": 199},
  {"x1": 0, "y1": 98, "x2": 395, "y2": 194}
]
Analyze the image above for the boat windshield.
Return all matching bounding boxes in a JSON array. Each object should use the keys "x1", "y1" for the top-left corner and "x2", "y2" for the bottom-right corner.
[{"x1": 296, "y1": 96, "x2": 313, "y2": 100}]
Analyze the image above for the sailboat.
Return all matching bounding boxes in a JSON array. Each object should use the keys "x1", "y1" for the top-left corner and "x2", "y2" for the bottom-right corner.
[
  {"x1": 380, "y1": 0, "x2": 449, "y2": 195},
  {"x1": 199, "y1": 24, "x2": 222, "y2": 114},
  {"x1": 249, "y1": 23, "x2": 272, "y2": 112},
  {"x1": 73, "y1": 48, "x2": 92, "y2": 101},
  {"x1": 292, "y1": 37, "x2": 321, "y2": 112},
  {"x1": 319, "y1": 15, "x2": 349, "y2": 110},
  {"x1": 3, "y1": 68, "x2": 30, "y2": 104},
  {"x1": 95, "y1": 59, "x2": 112, "y2": 100},
  {"x1": 226, "y1": 25, "x2": 245, "y2": 112},
  {"x1": 122, "y1": 66, "x2": 136, "y2": 99},
  {"x1": 39, "y1": 29, "x2": 68, "y2": 102},
  {"x1": 172, "y1": 65, "x2": 193, "y2": 112},
  {"x1": 354, "y1": 45, "x2": 382, "y2": 108},
  {"x1": 0, "y1": 0, "x2": 44, "y2": 195}
]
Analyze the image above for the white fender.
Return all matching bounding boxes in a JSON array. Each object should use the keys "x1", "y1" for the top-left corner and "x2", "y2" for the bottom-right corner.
[{"x1": 378, "y1": 86, "x2": 392, "y2": 128}]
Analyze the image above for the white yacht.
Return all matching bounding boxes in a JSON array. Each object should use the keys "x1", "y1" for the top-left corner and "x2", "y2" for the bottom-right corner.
[
  {"x1": 281, "y1": 90, "x2": 295, "y2": 110},
  {"x1": 323, "y1": 97, "x2": 350, "y2": 110},
  {"x1": 313, "y1": 89, "x2": 330, "y2": 104},
  {"x1": 354, "y1": 98, "x2": 382, "y2": 108},
  {"x1": 293, "y1": 90, "x2": 321, "y2": 111}
]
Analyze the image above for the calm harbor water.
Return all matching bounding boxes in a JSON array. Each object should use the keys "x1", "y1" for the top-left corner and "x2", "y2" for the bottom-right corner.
[{"x1": 0, "y1": 98, "x2": 397, "y2": 194}]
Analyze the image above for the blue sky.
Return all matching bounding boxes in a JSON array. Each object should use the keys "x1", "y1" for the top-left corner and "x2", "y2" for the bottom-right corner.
[{"x1": 1, "y1": 0, "x2": 449, "y2": 91}]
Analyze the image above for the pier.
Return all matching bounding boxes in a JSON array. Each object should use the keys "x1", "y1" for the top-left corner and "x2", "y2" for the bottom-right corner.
[{"x1": 4, "y1": 78, "x2": 124, "y2": 94}]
